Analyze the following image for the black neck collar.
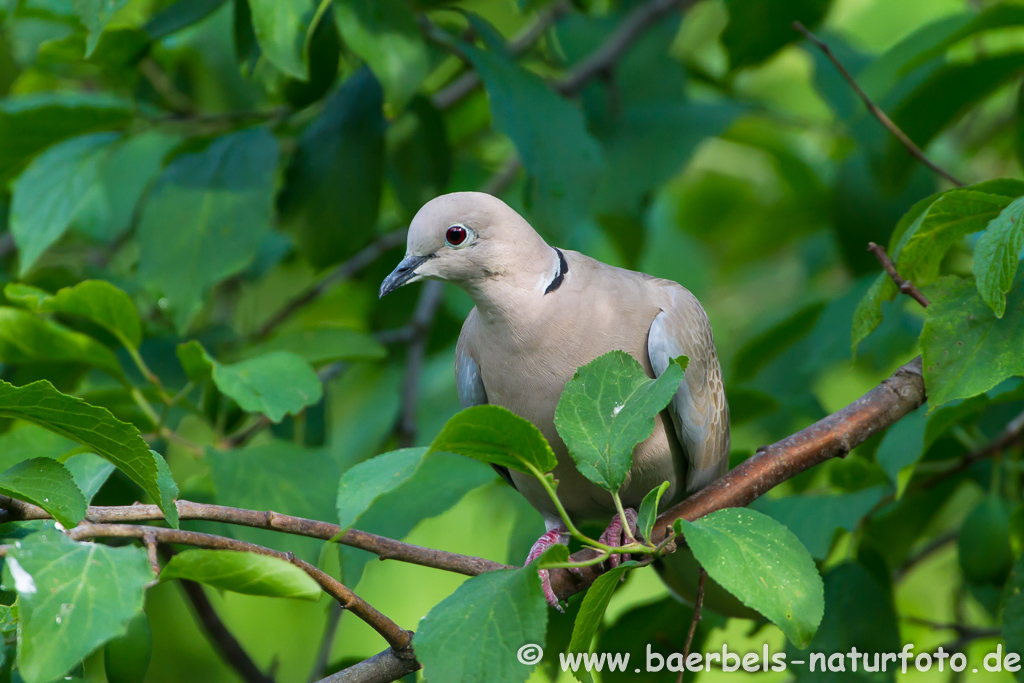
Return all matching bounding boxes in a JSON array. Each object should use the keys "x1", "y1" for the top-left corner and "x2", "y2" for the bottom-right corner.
[{"x1": 544, "y1": 248, "x2": 568, "y2": 295}]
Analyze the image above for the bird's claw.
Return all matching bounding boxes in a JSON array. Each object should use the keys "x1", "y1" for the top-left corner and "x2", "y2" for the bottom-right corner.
[
  {"x1": 599, "y1": 508, "x2": 639, "y2": 572},
  {"x1": 525, "y1": 526, "x2": 570, "y2": 610}
]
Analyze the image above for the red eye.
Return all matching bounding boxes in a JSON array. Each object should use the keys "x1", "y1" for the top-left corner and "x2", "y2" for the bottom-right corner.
[{"x1": 446, "y1": 225, "x2": 468, "y2": 246}]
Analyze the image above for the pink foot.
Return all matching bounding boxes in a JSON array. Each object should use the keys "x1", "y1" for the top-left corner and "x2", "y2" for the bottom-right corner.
[
  {"x1": 599, "y1": 508, "x2": 638, "y2": 569},
  {"x1": 525, "y1": 524, "x2": 569, "y2": 610}
]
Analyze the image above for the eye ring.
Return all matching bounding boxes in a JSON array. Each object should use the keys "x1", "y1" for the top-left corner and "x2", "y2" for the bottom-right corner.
[{"x1": 445, "y1": 224, "x2": 474, "y2": 248}]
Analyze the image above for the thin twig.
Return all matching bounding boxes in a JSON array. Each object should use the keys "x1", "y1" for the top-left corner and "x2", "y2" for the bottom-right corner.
[
  {"x1": 431, "y1": 0, "x2": 573, "y2": 110},
  {"x1": 868, "y1": 242, "x2": 931, "y2": 307},
  {"x1": 904, "y1": 616, "x2": 1001, "y2": 639},
  {"x1": 895, "y1": 531, "x2": 957, "y2": 581},
  {"x1": 556, "y1": 0, "x2": 698, "y2": 96},
  {"x1": 69, "y1": 523, "x2": 414, "y2": 655},
  {"x1": 678, "y1": 568, "x2": 706, "y2": 683},
  {"x1": 792, "y1": 22, "x2": 964, "y2": 187},
  {"x1": 309, "y1": 602, "x2": 344, "y2": 683},
  {"x1": 160, "y1": 545, "x2": 274, "y2": 683},
  {"x1": 144, "y1": 530, "x2": 161, "y2": 575},
  {"x1": 139, "y1": 57, "x2": 195, "y2": 116},
  {"x1": 0, "y1": 496, "x2": 511, "y2": 577},
  {"x1": 254, "y1": 230, "x2": 409, "y2": 341},
  {"x1": 908, "y1": 409, "x2": 1024, "y2": 493}
]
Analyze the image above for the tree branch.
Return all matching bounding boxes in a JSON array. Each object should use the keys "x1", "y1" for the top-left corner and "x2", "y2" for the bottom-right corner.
[
  {"x1": 792, "y1": 22, "x2": 964, "y2": 187},
  {"x1": 432, "y1": 0, "x2": 573, "y2": 111},
  {"x1": 68, "y1": 523, "x2": 414, "y2": 656},
  {"x1": 0, "y1": 497, "x2": 510, "y2": 577},
  {"x1": 556, "y1": 0, "x2": 698, "y2": 96},
  {"x1": 868, "y1": 242, "x2": 931, "y2": 307},
  {"x1": 316, "y1": 648, "x2": 419, "y2": 683}
]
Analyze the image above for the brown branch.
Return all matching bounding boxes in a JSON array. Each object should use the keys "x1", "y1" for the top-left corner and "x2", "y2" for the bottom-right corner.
[
  {"x1": 160, "y1": 545, "x2": 275, "y2": 683},
  {"x1": 431, "y1": 0, "x2": 573, "y2": 111},
  {"x1": 792, "y1": 22, "x2": 964, "y2": 187},
  {"x1": 547, "y1": 356, "x2": 926, "y2": 600},
  {"x1": 316, "y1": 648, "x2": 419, "y2": 683},
  {"x1": 254, "y1": 230, "x2": 409, "y2": 341},
  {"x1": 868, "y1": 242, "x2": 931, "y2": 307},
  {"x1": 0, "y1": 497, "x2": 510, "y2": 578},
  {"x1": 68, "y1": 523, "x2": 414, "y2": 656},
  {"x1": 556, "y1": 0, "x2": 698, "y2": 96}
]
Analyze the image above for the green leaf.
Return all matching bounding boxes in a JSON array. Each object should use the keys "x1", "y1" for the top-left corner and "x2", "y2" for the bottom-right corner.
[
  {"x1": 429, "y1": 405, "x2": 557, "y2": 475},
  {"x1": 248, "y1": 0, "x2": 313, "y2": 80},
  {"x1": 207, "y1": 442, "x2": 341, "y2": 563},
  {"x1": 675, "y1": 508, "x2": 824, "y2": 648},
  {"x1": 734, "y1": 303, "x2": 824, "y2": 382},
  {"x1": 921, "y1": 275, "x2": 1024, "y2": 406},
  {"x1": 280, "y1": 70, "x2": 385, "y2": 268},
  {"x1": 160, "y1": 549, "x2": 321, "y2": 600},
  {"x1": 71, "y1": 0, "x2": 130, "y2": 55},
  {"x1": 636, "y1": 481, "x2": 670, "y2": 543},
  {"x1": 103, "y1": 612, "x2": 151, "y2": 683},
  {"x1": 7, "y1": 131, "x2": 176, "y2": 253},
  {"x1": 465, "y1": 44, "x2": 603, "y2": 242},
  {"x1": 339, "y1": 451, "x2": 495, "y2": 587},
  {"x1": 137, "y1": 128, "x2": 279, "y2": 333},
  {"x1": 246, "y1": 326, "x2": 386, "y2": 365},
  {"x1": 554, "y1": 351, "x2": 687, "y2": 492},
  {"x1": 333, "y1": 0, "x2": 428, "y2": 109},
  {"x1": 786, "y1": 562, "x2": 900, "y2": 683},
  {"x1": 895, "y1": 190, "x2": 1011, "y2": 286},
  {"x1": 750, "y1": 487, "x2": 887, "y2": 559},
  {"x1": 0, "y1": 380, "x2": 177, "y2": 527},
  {"x1": 37, "y1": 280, "x2": 142, "y2": 348},
  {"x1": 959, "y1": 496, "x2": 1013, "y2": 585},
  {"x1": 63, "y1": 453, "x2": 115, "y2": 503},
  {"x1": 850, "y1": 273, "x2": 896, "y2": 355},
  {"x1": 4, "y1": 284, "x2": 51, "y2": 310},
  {"x1": 176, "y1": 342, "x2": 321, "y2": 422},
  {"x1": 387, "y1": 96, "x2": 452, "y2": 216},
  {"x1": 0, "y1": 93, "x2": 133, "y2": 184},
  {"x1": 2, "y1": 527, "x2": 151, "y2": 683},
  {"x1": 10, "y1": 132, "x2": 117, "y2": 274},
  {"x1": 145, "y1": 0, "x2": 228, "y2": 40},
  {"x1": 0, "y1": 458, "x2": 86, "y2": 528},
  {"x1": 725, "y1": 0, "x2": 831, "y2": 70},
  {"x1": 975, "y1": 195, "x2": 1024, "y2": 318},
  {"x1": 0, "y1": 307, "x2": 123, "y2": 379},
  {"x1": 337, "y1": 448, "x2": 425, "y2": 531},
  {"x1": 1003, "y1": 552, "x2": 1024, "y2": 675},
  {"x1": 414, "y1": 566, "x2": 548, "y2": 683},
  {"x1": 874, "y1": 407, "x2": 927, "y2": 483},
  {"x1": 566, "y1": 563, "x2": 635, "y2": 683}
]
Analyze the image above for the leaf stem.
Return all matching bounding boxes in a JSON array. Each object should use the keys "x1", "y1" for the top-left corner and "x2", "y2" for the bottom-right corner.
[
  {"x1": 524, "y1": 463, "x2": 612, "y2": 551},
  {"x1": 612, "y1": 491, "x2": 640, "y2": 545}
]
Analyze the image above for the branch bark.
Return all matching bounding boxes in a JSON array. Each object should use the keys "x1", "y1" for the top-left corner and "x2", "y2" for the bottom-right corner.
[
  {"x1": 0, "y1": 497, "x2": 510, "y2": 577},
  {"x1": 68, "y1": 523, "x2": 414, "y2": 656},
  {"x1": 868, "y1": 242, "x2": 931, "y2": 307}
]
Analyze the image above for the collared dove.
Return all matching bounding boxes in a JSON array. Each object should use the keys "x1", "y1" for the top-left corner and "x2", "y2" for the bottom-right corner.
[{"x1": 381, "y1": 192, "x2": 729, "y2": 606}]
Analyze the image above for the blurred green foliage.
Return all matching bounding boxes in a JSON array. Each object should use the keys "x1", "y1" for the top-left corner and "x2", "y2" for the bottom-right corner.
[{"x1": 0, "y1": 0, "x2": 1017, "y2": 681}]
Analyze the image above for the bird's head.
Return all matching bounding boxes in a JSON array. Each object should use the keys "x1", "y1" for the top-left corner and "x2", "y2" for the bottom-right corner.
[{"x1": 379, "y1": 191, "x2": 549, "y2": 298}]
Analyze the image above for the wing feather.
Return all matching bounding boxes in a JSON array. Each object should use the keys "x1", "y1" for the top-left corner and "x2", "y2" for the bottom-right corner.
[{"x1": 647, "y1": 286, "x2": 730, "y2": 493}]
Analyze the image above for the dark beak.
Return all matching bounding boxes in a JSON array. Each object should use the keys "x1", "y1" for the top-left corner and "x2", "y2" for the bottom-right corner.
[{"x1": 379, "y1": 254, "x2": 432, "y2": 298}]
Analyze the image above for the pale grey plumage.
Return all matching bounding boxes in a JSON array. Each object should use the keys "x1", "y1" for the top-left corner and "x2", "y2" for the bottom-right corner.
[{"x1": 382, "y1": 191, "x2": 730, "y2": 529}]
